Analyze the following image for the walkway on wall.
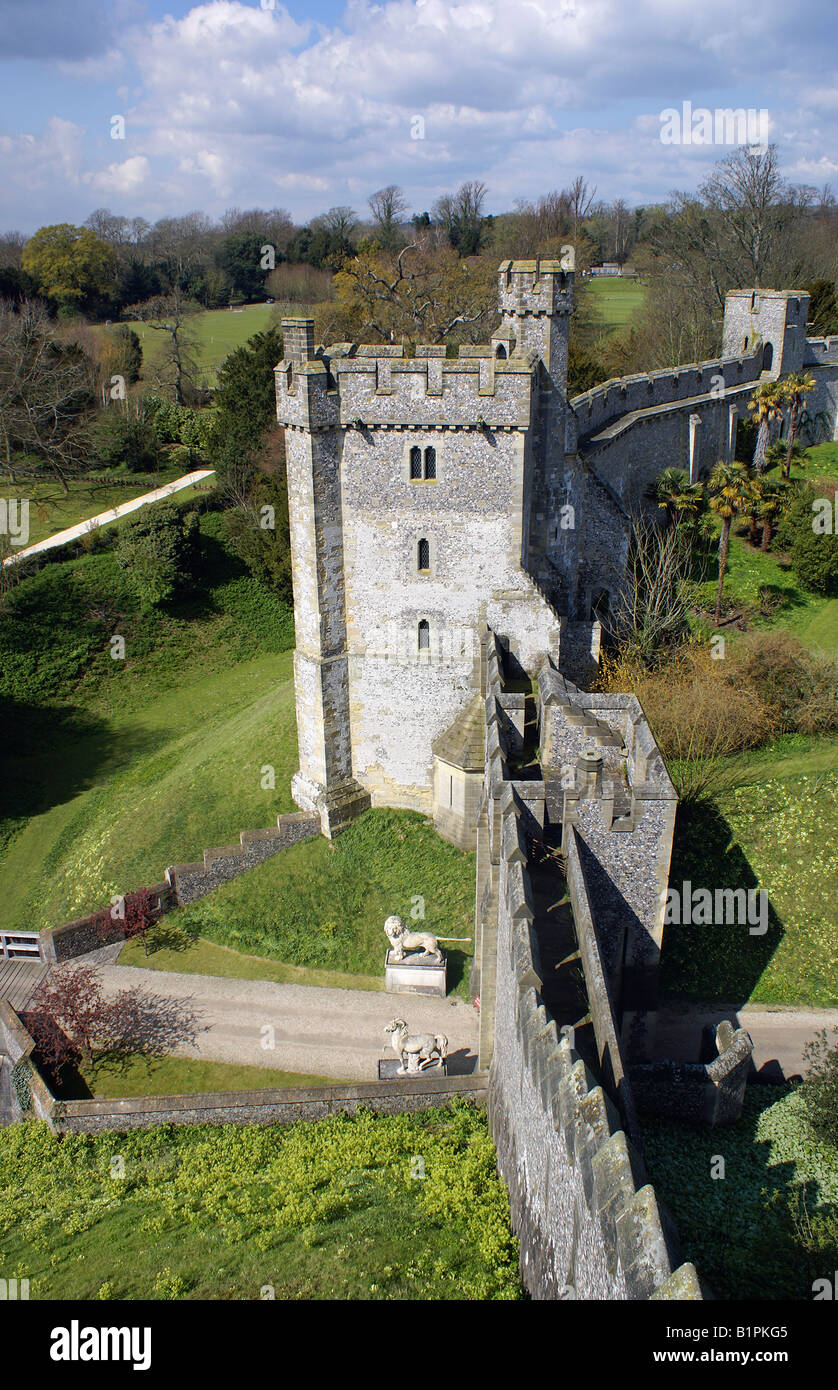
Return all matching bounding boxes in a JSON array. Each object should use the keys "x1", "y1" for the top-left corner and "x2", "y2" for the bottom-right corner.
[{"x1": 0, "y1": 958, "x2": 49, "y2": 1011}]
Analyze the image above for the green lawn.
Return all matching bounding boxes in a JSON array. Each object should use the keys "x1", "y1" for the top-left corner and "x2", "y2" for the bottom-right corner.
[
  {"x1": 58, "y1": 1052, "x2": 345, "y2": 1099},
  {"x1": 0, "y1": 468, "x2": 189, "y2": 550},
  {"x1": 663, "y1": 737, "x2": 838, "y2": 1006},
  {"x1": 695, "y1": 444, "x2": 838, "y2": 655},
  {"x1": 120, "y1": 303, "x2": 278, "y2": 388},
  {"x1": 148, "y1": 808, "x2": 476, "y2": 996},
  {"x1": 118, "y1": 931, "x2": 384, "y2": 992},
  {"x1": 0, "y1": 1104, "x2": 520, "y2": 1300},
  {"x1": 587, "y1": 276, "x2": 646, "y2": 333},
  {"x1": 644, "y1": 1085, "x2": 838, "y2": 1301}
]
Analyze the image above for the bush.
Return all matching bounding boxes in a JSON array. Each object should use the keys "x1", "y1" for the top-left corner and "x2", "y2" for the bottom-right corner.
[
  {"x1": 775, "y1": 483, "x2": 838, "y2": 595},
  {"x1": 90, "y1": 408, "x2": 160, "y2": 472},
  {"x1": 220, "y1": 474, "x2": 292, "y2": 601},
  {"x1": 799, "y1": 1029, "x2": 838, "y2": 1149},
  {"x1": 116, "y1": 501, "x2": 199, "y2": 609}
]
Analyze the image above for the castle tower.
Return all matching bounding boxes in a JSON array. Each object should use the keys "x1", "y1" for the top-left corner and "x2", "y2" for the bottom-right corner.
[
  {"x1": 278, "y1": 318, "x2": 370, "y2": 838},
  {"x1": 721, "y1": 288, "x2": 810, "y2": 376},
  {"x1": 496, "y1": 258, "x2": 573, "y2": 387}
]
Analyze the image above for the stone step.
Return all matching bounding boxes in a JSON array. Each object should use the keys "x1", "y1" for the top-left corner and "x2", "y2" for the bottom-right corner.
[{"x1": 203, "y1": 844, "x2": 245, "y2": 866}]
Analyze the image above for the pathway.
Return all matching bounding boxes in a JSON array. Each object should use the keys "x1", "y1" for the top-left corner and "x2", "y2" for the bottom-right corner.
[
  {"x1": 95, "y1": 963, "x2": 479, "y2": 1082},
  {"x1": 3, "y1": 469, "x2": 215, "y2": 566}
]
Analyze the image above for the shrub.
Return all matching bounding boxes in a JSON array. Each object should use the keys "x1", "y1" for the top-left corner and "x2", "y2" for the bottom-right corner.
[
  {"x1": 90, "y1": 408, "x2": 160, "y2": 473},
  {"x1": 728, "y1": 633, "x2": 838, "y2": 736},
  {"x1": 775, "y1": 483, "x2": 838, "y2": 595},
  {"x1": 116, "y1": 500, "x2": 199, "y2": 609},
  {"x1": 799, "y1": 1029, "x2": 838, "y2": 1149}
]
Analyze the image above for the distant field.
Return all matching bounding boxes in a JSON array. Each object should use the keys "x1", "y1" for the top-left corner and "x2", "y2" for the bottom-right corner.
[
  {"x1": 121, "y1": 302, "x2": 282, "y2": 388},
  {"x1": 587, "y1": 276, "x2": 646, "y2": 332}
]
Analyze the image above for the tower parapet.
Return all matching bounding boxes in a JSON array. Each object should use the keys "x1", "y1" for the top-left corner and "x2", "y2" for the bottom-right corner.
[{"x1": 721, "y1": 288, "x2": 810, "y2": 376}]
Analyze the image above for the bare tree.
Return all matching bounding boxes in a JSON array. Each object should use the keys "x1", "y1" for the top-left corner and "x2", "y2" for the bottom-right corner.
[
  {"x1": 126, "y1": 289, "x2": 200, "y2": 404},
  {"x1": 602, "y1": 510, "x2": 699, "y2": 662},
  {"x1": 0, "y1": 299, "x2": 96, "y2": 490},
  {"x1": 368, "y1": 185, "x2": 408, "y2": 251},
  {"x1": 315, "y1": 206, "x2": 358, "y2": 241},
  {"x1": 567, "y1": 175, "x2": 596, "y2": 242}
]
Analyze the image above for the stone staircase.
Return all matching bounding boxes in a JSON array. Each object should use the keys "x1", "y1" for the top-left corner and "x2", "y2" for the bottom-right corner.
[{"x1": 168, "y1": 811, "x2": 320, "y2": 906}]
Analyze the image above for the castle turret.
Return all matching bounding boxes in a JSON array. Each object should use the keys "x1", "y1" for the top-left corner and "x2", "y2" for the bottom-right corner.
[
  {"x1": 722, "y1": 288, "x2": 810, "y2": 376},
  {"x1": 497, "y1": 258, "x2": 574, "y2": 388}
]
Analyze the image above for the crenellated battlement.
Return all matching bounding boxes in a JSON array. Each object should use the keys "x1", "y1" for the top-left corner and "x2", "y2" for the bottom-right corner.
[
  {"x1": 571, "y1": 349, "x2": 763, "y2": 439},
  {"x1": 275, "y1": 338, "x2": 538, "y2": 431}
]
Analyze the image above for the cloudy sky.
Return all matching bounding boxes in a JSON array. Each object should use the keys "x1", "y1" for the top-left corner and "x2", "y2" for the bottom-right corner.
[{"x1": 0, "y1": 0, "x2": 836, "y2": 231}]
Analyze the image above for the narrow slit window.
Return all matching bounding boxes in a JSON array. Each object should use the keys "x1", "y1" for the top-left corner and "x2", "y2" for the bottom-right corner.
[
  {"x1": 424, "y1": 446, "x2": 436, "y2": 480},
  {"x1": 418, "y1": 619, "x2": 430, "y2": 651},
  {"x1": 418, "y1": 538, "x2": 430, "y2": 572},
  {"x1": 410, "y1": 445, "x2": 422, "y2": 480}
]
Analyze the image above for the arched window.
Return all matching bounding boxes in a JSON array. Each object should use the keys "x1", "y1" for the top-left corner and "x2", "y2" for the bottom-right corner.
[
  {"x1": 424, "y1": 446, "x2": 436, "y2": 480},
  {"x1": 418, "y1": 619, "x2": 430, "y2": 651},
  {"x1": 496, "y1": 343, "x2": 507, "y2": 359},
  {"x1": 418, "y1": 538, "x2": 430, "y2": 572},
  {"x1": 409, "y1": 446, "x2": 422, "y2": 480},
  {"x1": 762, "y1": 342, "x2": 774, "y2": 372}
]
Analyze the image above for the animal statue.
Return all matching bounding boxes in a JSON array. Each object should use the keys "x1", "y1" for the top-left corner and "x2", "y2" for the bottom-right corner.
[
  {"x1": 384, "y1": 1018, "x2": 448, "y2": 1074},
  {"x1": 384, "y1": 914, "x2": 471, "y2": 964}
]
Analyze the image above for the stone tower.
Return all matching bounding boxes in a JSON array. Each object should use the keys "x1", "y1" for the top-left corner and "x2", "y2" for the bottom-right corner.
[{"x1": 721, "y1": 288, "x2": 810, "y2": 376}]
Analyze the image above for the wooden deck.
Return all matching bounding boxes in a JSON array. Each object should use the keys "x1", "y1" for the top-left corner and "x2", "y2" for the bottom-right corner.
[{"x1": 0, "y1": 958, "x2": 49, "y2": 1014}]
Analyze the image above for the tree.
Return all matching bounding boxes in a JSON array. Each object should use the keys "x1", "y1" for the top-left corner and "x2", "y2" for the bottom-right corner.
[
  {"x1": 708, "y1": 460, "x2": 752, "y2": 622},
  {"x1": 799, "y1": 1028, "x2": 838, "y2": 1148},
  {"x1": 26, "y1": 964, "x2": 114, "y2": 1072},
  {"x1": 433, "y1": 182, "x2": 488, "y2": 255},
  {"x1": 755, "y1": 478, "x2": 789, "y2": 550},
  {"x1": 216, "y1": 230, "x2": 271, "y2": 301},
  {"x1": 0, "y1": 299, "x2": 96, "y2": 489},
  {"x1": 331, "y1": 241, "x2": 496, "y2": 345},
  {"x1": 775, "y1": 484, "x2": 838, "y2": 595},
  {"x1": 91, "y1": 402, "x2": 160, "y2": 473},
  {"x1": 122, "y1": 888, "x2": 159, "y2": 956},
  {"x1": 126, "y1": 290, "x2": 200, "y2": 405},
  {"x1": 368, "y1": 185, "x2": 408, "y2": 253},
  {"x1": 211, "y1": 327, "x2": 284, "y2": 474},
  {"x1": 748, "y1": 382, "x2": 783, "y2": 473},
  {"x1": 778, "y1": 371, "x2": 816, "y2": 478},
  {"x1": 21, "y1": 223, "x2": 116, "y2": 314},
  {"x1": 801, "y1": 279, "x2": 838, "y2": 336},
  {"x1": 601, "y1": 510, "x2": 694, "y2": 664},
  {"x1": 116, "y1": 500, "x2": 199, "y2": 608},
  {"x1": 646, "y1": 467, "x2": 704, "y2": 530}
]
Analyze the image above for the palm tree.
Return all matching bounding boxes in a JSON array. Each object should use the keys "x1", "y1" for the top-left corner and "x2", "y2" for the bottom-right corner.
[
  {"x1": 708, "y1": 460, "x2": 751, "y2": 623},
  {"x1": 748, "y1": 382, "x2": 783, "y2": 473},
  {"x1": 765, "y1": 438, "x2": 807, "y2": 478},
  {"x1": 756, "y1": 479, "x2": 789, "y2": 551},
  {"x1": 778, "y1": 372, "x2": 816, "y2": 478},
  {"x1": 646, "y1": 467, "x2": 690, "y2": 528}
]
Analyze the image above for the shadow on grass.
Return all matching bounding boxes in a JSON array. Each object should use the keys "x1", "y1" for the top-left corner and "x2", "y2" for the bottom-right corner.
[
  {"x1": 643, "y1": 1085, "x2": 838, "y2": 1301},
  {"x1": 661, "y1": 799, "x2": 784, "y2": 1005},
  {"x1": 0, "y1": 697, "x2": 170, "y2": 829}
]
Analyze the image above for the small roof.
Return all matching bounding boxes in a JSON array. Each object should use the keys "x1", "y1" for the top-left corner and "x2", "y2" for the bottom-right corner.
[{"x1": 432, "y1": 694, "x2": 485, "y2": 771}]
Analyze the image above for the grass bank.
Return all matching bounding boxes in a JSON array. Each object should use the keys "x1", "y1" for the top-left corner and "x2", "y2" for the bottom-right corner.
[{"x1": 0, "y1": 1104, "x2": 520, "y2": 1300}]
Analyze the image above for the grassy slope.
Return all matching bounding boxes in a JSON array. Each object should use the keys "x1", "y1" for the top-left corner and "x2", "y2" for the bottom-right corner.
[
  {"x1": 0, "y1": 512, "x2": 476, "y2": 996},
  {"x1": 663, "y1": 737, "x2": 838, "y2": 1006},
  {"x1": 696, "y1": 442, "x2": 838, "y2": 654},
  {"x1": 587, "y1": 276, "x2": 646, "y2": 332},
  {"x1": 133, "y1": 808, "x2": 476, "y2": 995},
  {"x1": 60, "y1": 1053, "x2": 345, "y2": 1098},
  {"x1": 1, "y1": 1106, "x2": 520, "y2": 1300}
]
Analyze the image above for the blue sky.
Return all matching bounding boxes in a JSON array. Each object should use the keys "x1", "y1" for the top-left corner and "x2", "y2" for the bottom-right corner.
[{"x1": 1, "y1": 0, "x2": 836, "y2": 232}]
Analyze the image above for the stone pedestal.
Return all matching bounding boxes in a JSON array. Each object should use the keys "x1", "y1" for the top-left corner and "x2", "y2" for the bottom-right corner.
[
  {"x1": 378, "y1": 1057, "x2": 448, "y2": 1079},
  {"x1": 384, "y1": 950, "x2": 447, "y2": 997}
]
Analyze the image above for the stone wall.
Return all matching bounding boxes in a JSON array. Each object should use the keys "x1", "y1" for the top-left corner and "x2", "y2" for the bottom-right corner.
[
  {"x1": 487, "y1": 795, "x2": 701, "y2": 1300},
  {"x1": 630, "y1": 1020, "x2": 754, "y2": 1128}
]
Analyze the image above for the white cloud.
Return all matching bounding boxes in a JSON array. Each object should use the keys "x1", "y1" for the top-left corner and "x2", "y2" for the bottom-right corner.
[{"x1": 1, "y1": 0, "x2": 837, "y2": 226}]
